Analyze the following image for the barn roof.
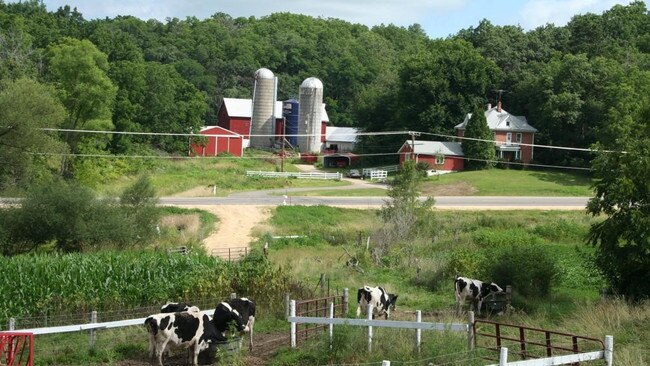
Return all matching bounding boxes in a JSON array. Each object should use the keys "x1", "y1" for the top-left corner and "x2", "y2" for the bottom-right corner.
[
  {"x1": 222, "y1": 97, "x2": 330, "y2": 122},
  {"x1": 325, "y1": 126, "x2": 359, "y2": 143},
  {"x1": 455, "y1": 106, "x2": 537, "y2": 133},
  {"x1": 400, "y1": 140, "x2": 464, "y2": 156},
  {"x1": 199, "y1": 126, "x2": 241, "y2": 136}
]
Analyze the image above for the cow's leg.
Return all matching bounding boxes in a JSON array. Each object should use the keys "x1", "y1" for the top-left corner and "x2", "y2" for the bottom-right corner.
[
  {"x1": 356, "y1": 303, "x2": 361, "y2": 317},
  {"x1": 248, "y1": 316, "x2": 255, "y2": 352},
  {"x1": 191, "y1": 343, "x2": 200, "y2": 366},
  {"x1": 148, "y1": 335, "x2": 155, "y2": 359},
  {"x1": 154, "y1": 340, "x2": 169, "y2": 366},
  {"x1": 477, "y1": 298, "x2": 483, "y2": 316}
]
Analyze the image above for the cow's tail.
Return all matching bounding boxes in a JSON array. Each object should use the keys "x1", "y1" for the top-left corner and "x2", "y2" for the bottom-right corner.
[{"x1": 144, "y1": 316, "x2": 158, "y2": 336}]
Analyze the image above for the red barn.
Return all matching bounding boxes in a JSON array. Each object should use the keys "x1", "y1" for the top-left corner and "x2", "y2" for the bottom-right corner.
[
  {"x1": 398, "y1": 140, "x2": 465, "y2": 172},
  {"x1": 190, "y1": 126, "x2": 243, "y2": 157},
  {"x1": 217, "y1": 97, "x2": 329, "y2": 148}
]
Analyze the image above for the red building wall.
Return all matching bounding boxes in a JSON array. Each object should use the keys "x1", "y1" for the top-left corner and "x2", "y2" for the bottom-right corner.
[
  {"x1": 398, "y1": 146, "x2": 464, "y2": 171},
  {"x1": 190, "y1": 126, "x2": 243, "y2": 157},
  {"x1": 457, "y1": 129, "x2": 535, "y2": 164},
  {"x1": 217, "y1": 106, "x2": 251, "y2": 138}
]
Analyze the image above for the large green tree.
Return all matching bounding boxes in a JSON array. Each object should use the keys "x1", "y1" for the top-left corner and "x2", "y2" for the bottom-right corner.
[
  {"x1": 47, "y1": 37, "x2": 117, "y2": 175},
  {"x1": 463, "y1": 106, "x2": 496, "y2": 169},
  {"x1": 587, "y1": 136, "x2": 650, "y2": 299},
  {"x1": 0, "y1": 78, "x2": 67, "y2": 188}
]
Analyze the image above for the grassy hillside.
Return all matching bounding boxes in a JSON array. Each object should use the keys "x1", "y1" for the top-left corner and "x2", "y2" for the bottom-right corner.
[{"x1": 257, "y1": 206, "x2": 647, "y2": 365}]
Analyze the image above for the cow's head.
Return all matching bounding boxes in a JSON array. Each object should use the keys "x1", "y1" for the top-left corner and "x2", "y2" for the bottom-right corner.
[
  {"x1": 388, "y1": 293, "x2": 398, "y2": 311},
  {"x1": 489, "y1": 283, "x2": 504, "y2": 294}
]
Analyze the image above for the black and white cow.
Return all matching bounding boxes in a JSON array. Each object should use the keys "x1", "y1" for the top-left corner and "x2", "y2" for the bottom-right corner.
[
  {"x1": 160, "y1": 302, "x2": 195, "y2": 313},
  {"x1": 356, "y1": 285, "x2": 398, "y2": 320},
  {"x1": 454, "y1": 276, "x2": 504, "y2": 315},
  {"x1": 212, "y1": 298, "x2": 256, "y2": 350},
  {"x1": 144, "y1": 309, "x2": 224, "y2": 366}
]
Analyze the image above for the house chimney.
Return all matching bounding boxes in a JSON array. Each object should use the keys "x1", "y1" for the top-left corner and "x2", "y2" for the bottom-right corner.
[
  {"x1": 487, "y1": 103, "x2": 491, "y2": 111},
  {"x1": 497, "y1": 101, "x2": 502, "y2": 113}
]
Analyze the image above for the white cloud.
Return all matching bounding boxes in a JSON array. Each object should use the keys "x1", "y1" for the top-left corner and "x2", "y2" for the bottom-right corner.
[{"x1": 519, "y1": 0, "x2": 629, "y2": 29}]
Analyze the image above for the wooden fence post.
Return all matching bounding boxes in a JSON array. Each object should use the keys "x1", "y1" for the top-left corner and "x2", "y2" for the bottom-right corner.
[
  {"x1": 343, "y1": 288, "x2": 349, "y2": 316},
  {"x1": 284, "y1": 293, "x2": 291, "y2": 319},
  {"x1": 8, "y1": 318, "x2": 15, "y2": 331},
  {"x1": 381, "y1": 361, "x2": 390, "y2": 366},
  {"x1": 367, "y1": 304, "x2": 373, "y2": 353},
  {"x1": 506, "y1": 286, "x2": 512, "y2": 312},
  {"x1": 415, "y1": 310, "x2": 421, "y2": 354},
  {"x1": 290, "y1": 300, "x2": 296, "y2": 348},
  {"x1": 89, "y1": 311, "x2": 97, "y2": 347},
  {"x1": 319, "y1": 274, "x2": 325, "y2": 297},
  {"x1": 467, "y1": 311, "x2": 475, "y2": 351},
  {"x1": 329, "y1": 302, "x2": 334, "y2": 350},
  {"x1": 605, "y1": 335, "x2": 613, "y2": 366},
  {"x1": 499, "y1": 347, "x2": 508, "y2": 366}
]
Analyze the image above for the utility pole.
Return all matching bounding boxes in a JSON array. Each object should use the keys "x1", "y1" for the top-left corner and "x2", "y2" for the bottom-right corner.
[
  {"x1": 409, "y1": 131, "x2": 420, "y2": 161},
  {"x1": 281, "y1": 117, "x2": 286, "y2": 172}
]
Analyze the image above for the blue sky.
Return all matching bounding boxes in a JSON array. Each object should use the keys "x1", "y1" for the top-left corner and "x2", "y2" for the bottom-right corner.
[{"x1": 14, "y1": 0, "x2": 633, "y2": 38}]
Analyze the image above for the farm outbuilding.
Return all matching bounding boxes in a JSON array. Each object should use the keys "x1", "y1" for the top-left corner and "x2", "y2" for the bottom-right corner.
[
  {"x1": 190, "y1": 126, "x2": 243, "y2": 157},
  {"x1": 217, "y1": 97, "x2": 329, "y2": 150},
  {"x1": 398, "y1": 140, "x2": 465, "y2": 172}
]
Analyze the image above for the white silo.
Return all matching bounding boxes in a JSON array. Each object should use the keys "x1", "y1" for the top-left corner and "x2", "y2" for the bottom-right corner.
[
  {"x1": 250, "y1": 68, "x2": 277, "y2": 149},
  {"x1": 298, "y1": 77, "x2": 324, "y2": 153}
]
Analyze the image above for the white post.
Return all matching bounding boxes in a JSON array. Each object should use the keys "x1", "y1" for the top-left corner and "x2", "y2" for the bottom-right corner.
[
  {"x1": 605, "y1": 335, "x2": 613, "y2": 366},
  {"x1": 284, "y1": 293, "x2": 291, "y2": 319},
  {"x1": 329, "y1": 302, "x2": 334, "y2": 350},
  {"x1": 468, "y1": 311, "x2": 475, "y2": 351},
  {"x1": 367, "y1": 304, "x2": 373, "y2": 353},
  {"x1": 415, "y1": 310, "x2": 422, "y2": 354},
  {"x1": 381, "y1": 361, "x2": 391, "y2": 366},
  {"x1": 230, "y1": 292, "x2": 237, "y2": 299},
  {"x1": 499, "y1": 347, "x2": 508, "y2": 366},
  {"x1": 8, "y1": 318, "x2": 15, "y2": 331},
  {"x1": 343, "y1": 288, "x2": 349, "y2": 316},
  {"x1": 89, "y1": 311, "x2": 97, "y2": 347},
  {"x1": 290, "y1": 300, "x2": 296, "y2": 348}
]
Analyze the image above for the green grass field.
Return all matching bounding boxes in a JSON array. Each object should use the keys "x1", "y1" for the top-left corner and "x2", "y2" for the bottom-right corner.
[{"x1": 421, "y1": 169, "x2": 592, "y2": 196}]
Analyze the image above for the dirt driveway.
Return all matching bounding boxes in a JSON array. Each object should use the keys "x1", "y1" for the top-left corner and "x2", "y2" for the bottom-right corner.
[{"x1": 176, "y1": 205, "x2": 272, "y2": 256}]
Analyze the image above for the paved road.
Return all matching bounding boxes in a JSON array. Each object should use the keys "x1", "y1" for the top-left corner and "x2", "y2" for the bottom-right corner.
[{"x1": 160, "y1": 195, "x2": 590, "y2": 209}]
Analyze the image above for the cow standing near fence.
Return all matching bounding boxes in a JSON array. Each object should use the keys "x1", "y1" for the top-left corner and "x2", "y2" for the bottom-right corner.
[
  {"x1": 454, "y1": 276, "x2": 504, "y2": 315},
  {"x1": 144, "y1": 309, "x2": 223, "y2": 366},
  {"x1": 356, "y1": 285, "x2": 398, "y2": 320},
  {"x1": 212, "y1": 298, "x2": 256, "y2": 351}
]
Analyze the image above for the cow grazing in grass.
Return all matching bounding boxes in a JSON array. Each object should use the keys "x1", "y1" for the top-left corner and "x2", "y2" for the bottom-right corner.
[
  {"x1": 356, "y1": 285, "x2": 398, "y2": 320},
  {"x1": 454, "y1": 276, "x2": 504, "y2": 315},
  {"x1": 144, "y1": 310, "x2": 223, "y2": 366},
  {"x1": 224, "y1": 297, "x2": 256, "y2": 351}
]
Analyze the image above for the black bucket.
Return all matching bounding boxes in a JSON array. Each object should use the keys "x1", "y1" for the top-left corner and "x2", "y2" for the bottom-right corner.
[{"x1": 198, "y1": 337, "x2": 241, "y2": 365}]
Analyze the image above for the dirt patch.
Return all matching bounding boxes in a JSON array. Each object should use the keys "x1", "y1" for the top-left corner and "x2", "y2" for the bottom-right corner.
[
  {"x1": 421, "y1": 181, "x2": 478, "y2": 196},
  {"x1": 172, "y1": 185, "x2": 215, "y2": 197},
  {"x1": 175, "y1": 205, "x2": 272, "y2": 256}
]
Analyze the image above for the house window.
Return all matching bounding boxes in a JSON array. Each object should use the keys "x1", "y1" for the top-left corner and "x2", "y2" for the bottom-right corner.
[
  {"x1": 516, "y1": 133, "x2": 522, "y2": 143},
  {"x1": 515, "y1": 150, "x2": 521, "y2": 160},
  {"x1": 436, "y1": 155, "x2": 445, "y2": 165},
  {"x1": 506, "y1": 132, "x2": 512, "y2": 144},
  {"x1": 506, "y1": 121, "x2": 510, "y2": 127}
]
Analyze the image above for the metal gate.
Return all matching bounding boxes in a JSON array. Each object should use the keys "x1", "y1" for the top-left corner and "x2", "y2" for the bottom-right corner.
[{"x1": 0, "y1": 332, "x2": 34, "y2": 366}]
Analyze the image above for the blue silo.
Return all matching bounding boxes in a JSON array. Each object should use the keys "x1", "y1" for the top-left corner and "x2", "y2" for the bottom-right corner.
[{"x1": 282, "y1": 99, "x2": 299, "y2": 147}]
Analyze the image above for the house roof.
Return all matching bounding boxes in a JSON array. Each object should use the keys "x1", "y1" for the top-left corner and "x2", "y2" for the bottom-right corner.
[
  {"x1": 222, "y1": 97, "x2": 330, "y2": 122},
  {"x1": 401, "y1": 140, "x2": 464, "y2": 156},
  {"x1": 325, "y1": 126, "x2": 359, "y2": 143},
  {"x1": 200, "y1": 126, "x2": 241, "y2": 136},
  {"x1": 455, "y1": 106, "x2": 537, "y2": 133}
]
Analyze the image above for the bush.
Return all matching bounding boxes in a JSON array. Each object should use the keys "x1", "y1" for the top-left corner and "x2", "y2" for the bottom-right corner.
[
  {"x1": 472, "y1": 228, "x2": 542, "y2": 248},
  {"x1": 482, "y1": 244, "x2": 559, "y2": 297},
  {"x1": 446, "y1": 248, "x2": 486, "y2": 277}
]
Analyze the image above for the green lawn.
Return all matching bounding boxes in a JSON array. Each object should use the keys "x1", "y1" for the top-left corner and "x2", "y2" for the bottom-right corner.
[{"x1": 422, "y1": 169, "x2": 593, "y2": 196}]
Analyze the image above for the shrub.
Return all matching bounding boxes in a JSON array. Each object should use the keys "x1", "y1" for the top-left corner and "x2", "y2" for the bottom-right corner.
[
  {"x1": 482, "y1": 244, "x2": 559, "y2": 297},
  {"x1": 472, "y1": 227, "x2": 542, "y2": 248},
  {"x1": 446, "y1": 248, "x2": 486, "y2": 277}
]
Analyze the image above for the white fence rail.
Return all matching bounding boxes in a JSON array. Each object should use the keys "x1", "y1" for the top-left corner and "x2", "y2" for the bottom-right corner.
[
  {"x1": 289, "y1": 300, "x2": 469, "y2": 353},
  {"x1": 246, "y1": 171, "x2": 342, "y2": 180},
  {"x1": 487, "y1": 335, "x2": 613, "y2": 366},
  {"x1": 362, "y1": 165, "x2": 399, "y2": 176},
  {"x1": 368, "y1": 170, "x2": 388, "y2": 180}
]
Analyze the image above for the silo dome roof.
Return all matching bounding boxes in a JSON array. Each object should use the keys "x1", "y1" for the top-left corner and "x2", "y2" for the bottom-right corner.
[
  {"x1": 301, "y1": 77, "x2": 323, "y2": 89},
  {"x1": 255, "y1": 68, "x2": 275, "y2": 79}
]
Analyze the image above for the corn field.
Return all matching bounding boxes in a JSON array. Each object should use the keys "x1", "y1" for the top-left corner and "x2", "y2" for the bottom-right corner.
[{"x1": 0, "y1": 250, "x2": 293, "y2": 328}]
